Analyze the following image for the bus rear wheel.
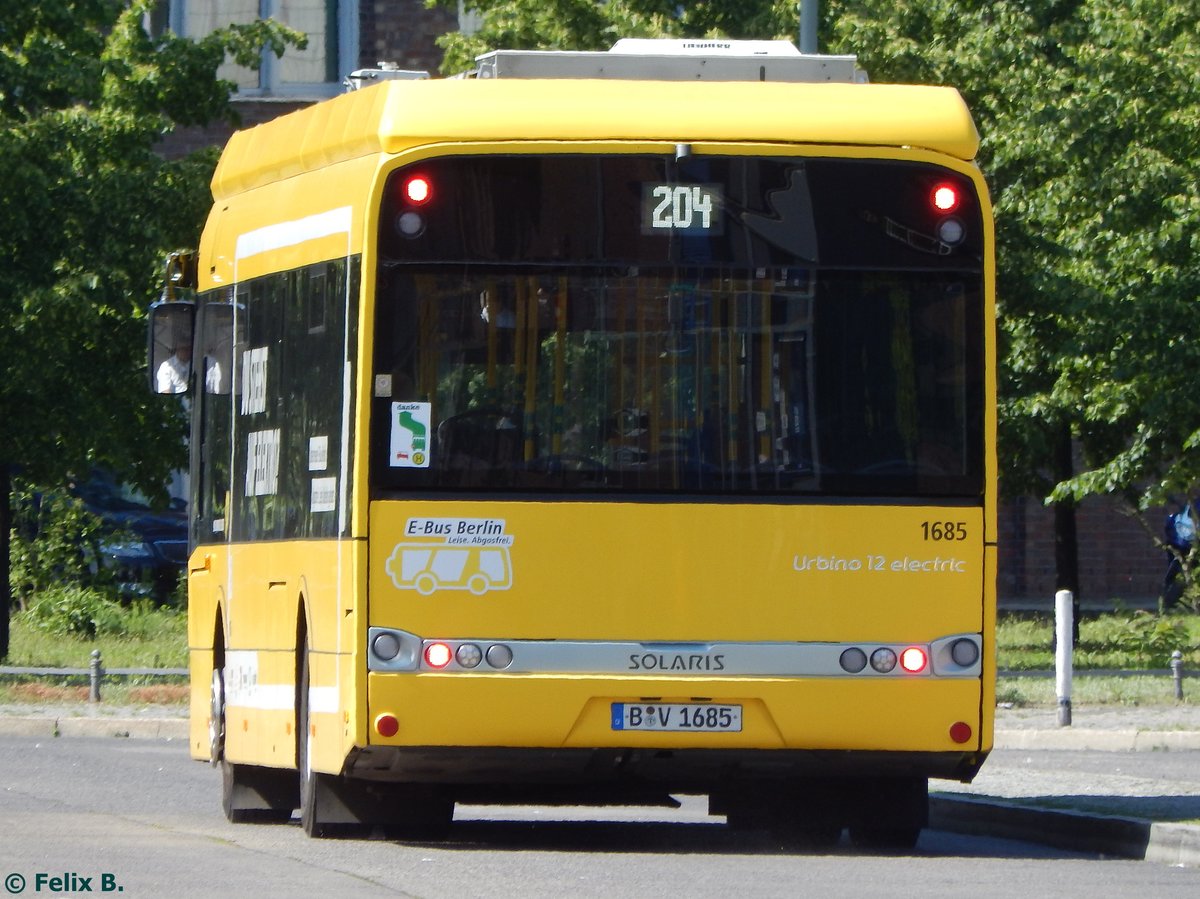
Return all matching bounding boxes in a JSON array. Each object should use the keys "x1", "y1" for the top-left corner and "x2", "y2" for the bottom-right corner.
[
  {"x1": 716, "y1": 780, "x2": 843, "y2": 849},
  {"x1": 298, "y1": 646, "x2": 344, "y2": 837},
  {"x1": 846, "y1": 776, "x2": 927, "y2": 852},
  {"x1": 297, "y1": 646, "x2": 377, "y2": 837},
  {"x1": 215, "y1": 662, "x2": 296, "y2": 824},
  {"x1": 208, "y1": 666, "x2": 225, "y2": 767}
]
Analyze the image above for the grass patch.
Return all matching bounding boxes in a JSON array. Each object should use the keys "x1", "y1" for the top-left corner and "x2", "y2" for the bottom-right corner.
[
  {"x1": 4, "y1": 602, "x2": 187, "y2": 670},
  {"x1": 997, "y1": 675, "x2": 1194, "y2": 708},
  {"x1": 2, "y1": 601, "x2": 187, "y2": 707},
  {"x1": 997, "y1": 610, "x2": 1200, "y2": 706},
  {"x1": 998, "y1": 610, "x2": 1200, "y2": 671}
]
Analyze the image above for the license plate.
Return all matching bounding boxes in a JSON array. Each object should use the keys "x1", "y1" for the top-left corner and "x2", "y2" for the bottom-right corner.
[{"x1": 611, "y1": 703, "x2": 742, "y2": 732}]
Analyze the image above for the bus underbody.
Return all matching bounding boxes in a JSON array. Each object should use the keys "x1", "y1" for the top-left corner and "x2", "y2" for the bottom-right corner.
[{"x1": 223, "y1": 742, "x2": 981, "y2": 846}]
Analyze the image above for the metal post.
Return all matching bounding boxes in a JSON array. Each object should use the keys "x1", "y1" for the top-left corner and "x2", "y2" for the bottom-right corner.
[
  {"x1": 89, "y1": 649, "x2": 102, "y2": 703},
  {"x1": 799, "y1": 0, "x2": 820, "y2": 54},
  {"x1": 1055, "y1": 590, "x2": 1073, "y2": 726},
  {"x1": 1172, "y1": 650, "x2": 1185, "y2": 700}
]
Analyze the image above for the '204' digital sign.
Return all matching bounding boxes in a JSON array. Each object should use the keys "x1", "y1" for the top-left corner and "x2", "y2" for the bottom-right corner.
[{"x1": 642, "y1": 183, "x2": 724, "y2": 235}]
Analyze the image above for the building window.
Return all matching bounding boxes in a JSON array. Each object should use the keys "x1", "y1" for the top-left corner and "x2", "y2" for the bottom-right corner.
[
  {"x1": 164, "y1": 0, "x2": 358, "y2": 99},
  {"x1": 457, "y1": 1, "x2": 482, "y2": 36}
]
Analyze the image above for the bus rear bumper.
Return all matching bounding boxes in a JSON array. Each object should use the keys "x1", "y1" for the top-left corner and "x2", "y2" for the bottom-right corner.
[{"x1": 344, "y1": 744, "x2": 987, "y2": 796}]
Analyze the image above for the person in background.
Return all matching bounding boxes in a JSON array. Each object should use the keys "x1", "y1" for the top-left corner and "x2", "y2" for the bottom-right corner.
[{"x1": 1162, "y1": 496, "x2": 1196, "y2": 609}]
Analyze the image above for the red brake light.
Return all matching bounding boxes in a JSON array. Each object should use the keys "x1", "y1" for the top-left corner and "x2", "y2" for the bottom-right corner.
[
  {"x1": 404, "y1": 176, "x2": 432, "y2": 206},
  {"x1": 374, "y1": 714, "x2": 399, "y2": 737},
  {"x1": 424, "y1": 642, "x2": 453, "y2": 668},
  {"x1": 900, "y1": 647, "x2": 928, "y2": 673},
  {"x1": 932, "y1": 184, "x2": 959, "y2": 213}
]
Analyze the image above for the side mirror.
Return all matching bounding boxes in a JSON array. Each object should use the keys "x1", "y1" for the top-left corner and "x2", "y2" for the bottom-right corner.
[{"x1": 148, "y1": 301, "x2": 196, "y2": 395}]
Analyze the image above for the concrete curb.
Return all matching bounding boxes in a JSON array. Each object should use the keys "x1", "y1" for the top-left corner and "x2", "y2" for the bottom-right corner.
[
  {"x1": 0, "y1": 716, "x2": 188, "y2": 741},
  {"x1": 930, "y1": 794, "x2": 1200, "y2": 866},
  {"x1": 994, "y1": 729, "x2": 1200, "y2": 752}
]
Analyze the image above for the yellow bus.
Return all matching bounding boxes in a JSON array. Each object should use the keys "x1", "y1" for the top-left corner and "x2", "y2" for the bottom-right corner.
[{"x1": 149, "y1": 40, "x2": 995, "y2": 846}]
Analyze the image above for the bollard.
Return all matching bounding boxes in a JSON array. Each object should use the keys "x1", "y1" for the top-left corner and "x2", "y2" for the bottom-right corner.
[
  {"x1": 1055, "y1": 589, "x2": 1073, "y2": 726},
  {"x1": 1172, "y1": 650, "x2": 1185, "y2": 701},
  {"x1": 89, "y1": 649, "x2": 102, "y2": 703}
]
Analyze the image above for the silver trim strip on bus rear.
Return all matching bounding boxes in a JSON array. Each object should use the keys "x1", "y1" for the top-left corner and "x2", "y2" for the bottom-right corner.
[{"x1": 366, "y1": 628, "x2": 982, "y2": 678}]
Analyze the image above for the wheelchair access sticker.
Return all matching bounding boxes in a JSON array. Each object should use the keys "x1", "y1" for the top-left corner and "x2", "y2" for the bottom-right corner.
[{"x1": 390, "y1": 402, "x2": 431, "y2": 468}]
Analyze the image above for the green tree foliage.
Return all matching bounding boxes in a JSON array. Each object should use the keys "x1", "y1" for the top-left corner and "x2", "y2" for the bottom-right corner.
[
  {"x1": 822, "y1": 1, "x2": 1198, "y2": 604},
  {"x1": 823, "y1": 1, "x2": 1200, "y2": 512},
  {"x1": 22, "y1": 585, "x2": 128, "y2": 639},
  {"x1": 7, "y1": 479, "x2": 116, "y2": 607},
  {"x1": 0, "y1": 0, "x2": 302, "y2": 657}
]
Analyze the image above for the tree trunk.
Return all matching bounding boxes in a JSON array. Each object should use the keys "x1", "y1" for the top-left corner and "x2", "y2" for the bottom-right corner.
[{"x1": 0, "y1": 464, "x2": 11, "y2": 659}]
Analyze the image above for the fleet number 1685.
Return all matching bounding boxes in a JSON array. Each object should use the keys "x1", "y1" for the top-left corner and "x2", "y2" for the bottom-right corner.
[{"x1": 921, "y1": 521, "x2": 968, "y2": 541}]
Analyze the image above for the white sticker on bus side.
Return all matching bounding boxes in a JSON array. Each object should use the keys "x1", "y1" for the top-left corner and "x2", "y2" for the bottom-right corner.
[
  {"x1": 223, "y1": 651, "x2": 339, "y2": 713},
  {"x1": 311, "y1": 477, "x2": 337, "y2": 513},
  {"x1": 308, "y1": 435, "x2": 329, "y2": 471},
  {"x1": 245, "y1": 429, "x2": 281, "y2": 496},
  {"x1": 240, "y1": 346, "x2": 269, "y2": 415},
  {"x1": 225, "y1": 650, "x2": 289, "y2": 711},
  {"x1": 390, "y1": 402, "x2": 432, "y2": 468}
]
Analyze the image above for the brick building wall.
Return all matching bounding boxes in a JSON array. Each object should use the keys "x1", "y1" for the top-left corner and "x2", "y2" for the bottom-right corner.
[
  {"x1": 997, "y1": 496, "x2": 1165, "y2": 606},
  {"x1": 359, "y1": 0, "x2": 459, "y2": 75},
  {"x1": 157, "y1": 1, "x2": 458, "y2": 160},
  {"x1": 159, "y1": 100, "x2": 312, "y2": 160}
]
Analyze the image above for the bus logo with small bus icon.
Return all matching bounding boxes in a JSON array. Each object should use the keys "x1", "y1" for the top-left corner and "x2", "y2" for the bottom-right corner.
[{"x1": 385, "y1": 518, "x2": 514, "y2": 595}]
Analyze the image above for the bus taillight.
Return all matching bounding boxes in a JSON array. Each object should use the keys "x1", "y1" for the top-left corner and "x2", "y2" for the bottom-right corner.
[
  {"x1": 424, "y1": 642, "x2": 453, "y2": 668},
  {"x1": 900, "y1": 647, "x2": 928, "y2": 674},
  {"x1": 403, "y1": 175, "x2": 433, "y2": 205},
  {"x1": 931, "y1": 183, "x2": 959, "y2": 212}
]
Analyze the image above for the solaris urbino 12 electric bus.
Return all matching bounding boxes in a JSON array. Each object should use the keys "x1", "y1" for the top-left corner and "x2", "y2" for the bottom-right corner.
[{"x1": 148, "y1": 39, "x2": 996, "y2": 845}]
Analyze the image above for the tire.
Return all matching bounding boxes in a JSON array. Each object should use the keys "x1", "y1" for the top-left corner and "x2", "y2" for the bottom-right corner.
[
  {"x1": 297, "y1": 644, "x2": 453, "y2": 839},
  {"x1": 725, "y1": 808, "x2": 841, "y2": 849},
  {"x1": 719, "y1": 782, "x2": 842, "y2": 850},
  {"x1": 847, "y1": 776, "x2": 927, "y2": 851},
  {"x1": 208, "y1": 666, "x2": 225, "y2": 767},
  {"x1": 216, "y1": 661, "x2": 295, "y2": 824},
  {"x1": 297, "y1": 646, "x2": 366, "y2": 837},
  {"x1": 297, "y1": 647, "x2": 323, "y2": 837}
]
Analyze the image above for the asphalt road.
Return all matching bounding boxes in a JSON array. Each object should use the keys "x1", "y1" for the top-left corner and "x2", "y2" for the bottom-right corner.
[{"x1": 2, "y1": 735, "x2": 1200, "y2": 898}]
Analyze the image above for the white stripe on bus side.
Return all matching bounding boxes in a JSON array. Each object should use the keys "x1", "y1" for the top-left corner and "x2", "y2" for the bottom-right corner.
[{"x1": 234, "y1": 206, "x2": 353, "y2": 261}]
